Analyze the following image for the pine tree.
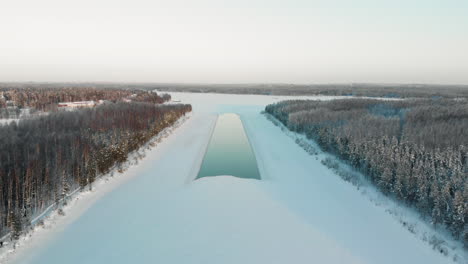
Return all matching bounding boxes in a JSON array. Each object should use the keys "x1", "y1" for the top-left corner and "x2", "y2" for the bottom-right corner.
[
  {"x1": 442, "y1": 183, "x2": 454, "y2": 226},
  {"x1": 379, "y1": 168, "x2": 393, "y2": 194},
  {"x1": 61, "y1": 170, "x2": 70, "y2": 205},
  {"x1": 416, "y1": 172, "x2": 430, "y2": 216},
  {"x1": 430, "y1": 182, "x2": 443, "y2": 227},
  {"x1": 452, "y1": 191, "x2": 466, "y2": 238},
  {"x1": 10, "y1": 211, "x2": 22, "y2": 240}
]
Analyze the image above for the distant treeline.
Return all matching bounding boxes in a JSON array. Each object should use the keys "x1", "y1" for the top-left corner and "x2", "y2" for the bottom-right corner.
[
  {"x1": 0, "y1": 86, "x2": 170, "y2": 118},
  {"x1": 1, "y1": 82, "x2": 467, "y2": 100},
  {"x1": 0, "y1": 102, "x2": 191, "y2": 239},
  {"x1": 265, "y1": 98, "x2": 467, "y2": 246},
  {"x1": 153, "y1": 83, "x2": 468, "y2": 98}
]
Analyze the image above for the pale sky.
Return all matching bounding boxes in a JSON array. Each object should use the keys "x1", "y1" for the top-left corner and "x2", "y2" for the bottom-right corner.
[{"x1": 0, "y1": 0, "x2": 467, "y2": 84}]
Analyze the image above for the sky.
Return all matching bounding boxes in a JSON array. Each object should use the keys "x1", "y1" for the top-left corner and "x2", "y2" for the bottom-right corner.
[{"x1": 0, "y1": 0, "x2": 467, "y2": 84}]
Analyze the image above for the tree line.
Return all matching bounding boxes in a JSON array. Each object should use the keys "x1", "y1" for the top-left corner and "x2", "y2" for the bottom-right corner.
[
  {"x1": 265, "y1": 98, "x2": 467, "y2": 246},
  {"x1": 152, "y1": 83, "x2": 468, "y2": 98},
  {"x1": 0, "y1": 101, "x2": 191, "y2": 240},
  {"x1": 2, "y1": 82, "x2": 467, "y2": 99}
]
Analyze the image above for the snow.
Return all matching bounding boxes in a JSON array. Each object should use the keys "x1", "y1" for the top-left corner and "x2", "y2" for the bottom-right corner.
[
  {"x1": 0, "y1": 119, "x2": 18, "y2": 126},
  {"x1": 0, "y1": 109, "x2": 48, "y2": 126},
  {"x1": 4, "y1": 92, "x2": 463, "y2": 264}
]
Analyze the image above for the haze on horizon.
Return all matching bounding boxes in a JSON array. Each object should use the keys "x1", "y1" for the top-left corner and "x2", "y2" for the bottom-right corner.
[{"x1": 1, "y1": 0, "x2": 467, "y2": 84}]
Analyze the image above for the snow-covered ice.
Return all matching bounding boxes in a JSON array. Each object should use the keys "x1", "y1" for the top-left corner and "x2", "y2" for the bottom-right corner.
[{"x1": 6, "y1": 92, "x2": 461, "y2": 264}]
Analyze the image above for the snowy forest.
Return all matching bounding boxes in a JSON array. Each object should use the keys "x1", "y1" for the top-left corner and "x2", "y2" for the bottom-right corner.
[
  {"x1": 0, "y1": 101, "x2": 191, "y2": 240},
  {"x1": 265, "y1": 98, "x2": 467, "y2": 246},
  {"x1": 0, "y1": 86, "x2": 170, "y2": 118}
]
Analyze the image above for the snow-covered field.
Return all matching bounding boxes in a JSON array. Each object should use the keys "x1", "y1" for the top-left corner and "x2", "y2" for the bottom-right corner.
[{"x1": 5, "y1": 92, "x2": 462, "y2": 264}]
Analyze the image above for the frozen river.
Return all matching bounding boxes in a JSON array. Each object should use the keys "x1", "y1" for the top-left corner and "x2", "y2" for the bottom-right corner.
[
  {"x1": 8, "y1": 93, "x2": 454, "y2": 264},
  {"x1": 197, "y1": 113, "x2": 260, "y2": 180}
]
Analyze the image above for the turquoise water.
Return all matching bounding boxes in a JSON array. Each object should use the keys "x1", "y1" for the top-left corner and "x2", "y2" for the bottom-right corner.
[{"x1": 196, "y1": 114, "x2": 261, "y2": 180}]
